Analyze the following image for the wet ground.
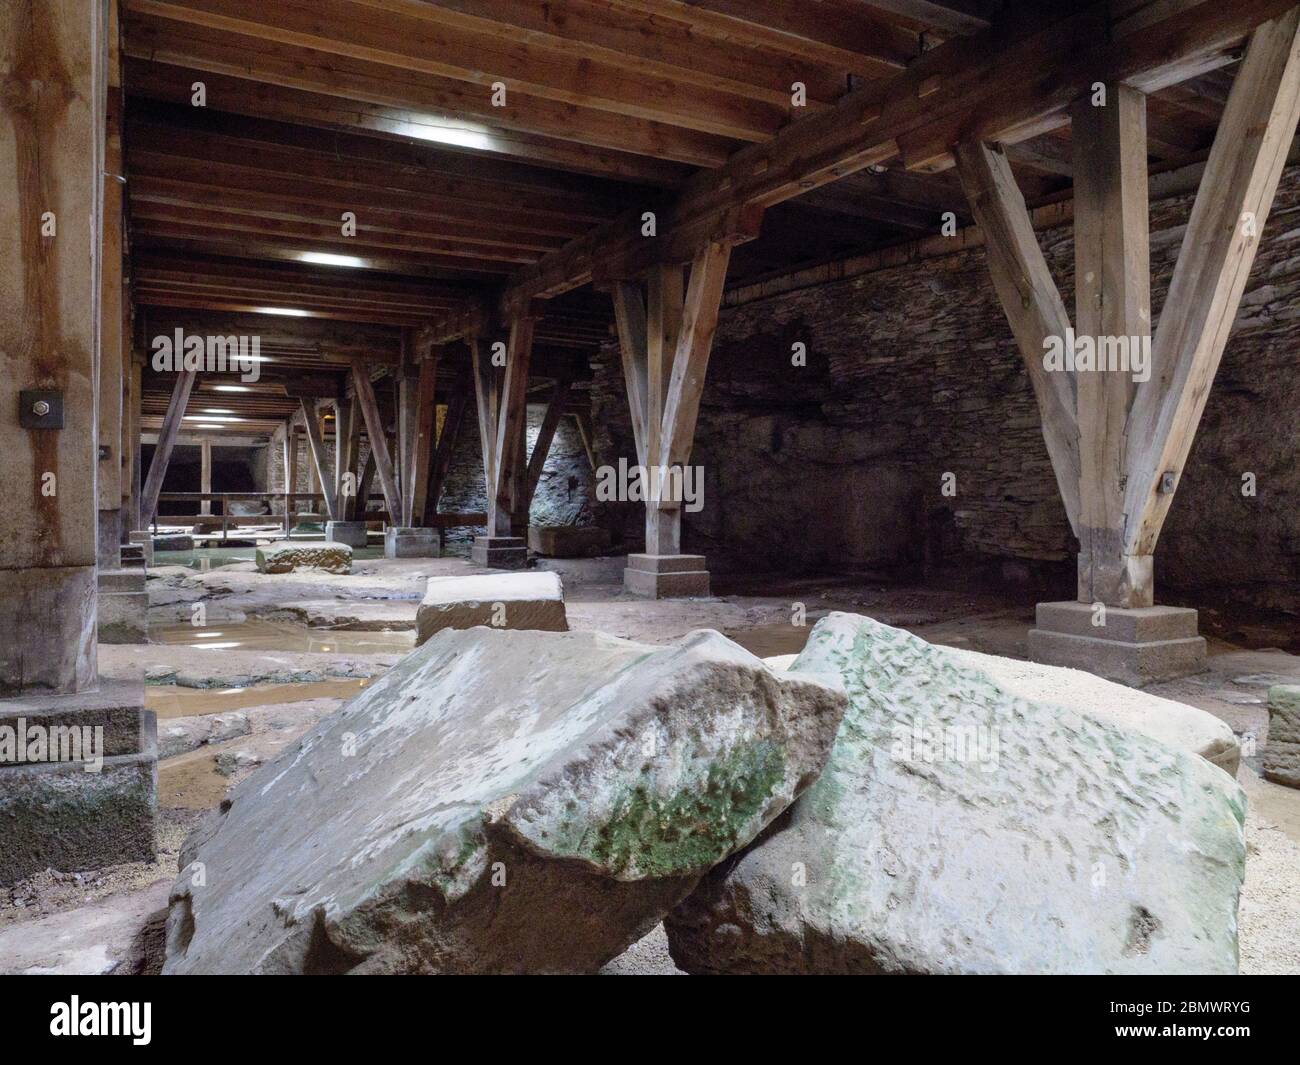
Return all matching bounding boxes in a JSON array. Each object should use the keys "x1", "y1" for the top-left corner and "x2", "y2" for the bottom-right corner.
[{"x1": 3, "y1": 545, "x2": 1297, "y2": 974}]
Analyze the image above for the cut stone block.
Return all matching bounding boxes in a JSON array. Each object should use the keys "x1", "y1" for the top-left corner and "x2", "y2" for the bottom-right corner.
[
  {"x1": 1028, "y1": 600, "x2": 1206, "y2": 686},
  {"x1": 416, "y1": 571, "x2": 568, "y2": 645},
  {"x1": 944, "y1": 646, "x2": 1239, "y2": 775},
  {"x1": 470, "y1": 535, "x2": 527, "y2": 569},
  {"x1": 161, "y1": 627, "x2": 847, "y2": 974},
  {"x1": 385, "y1": 526, "x2": 440, "y2": 559},
  {"x1": 97, "y1": 568, "x2": 148, "y2": 645},
  {"x1": 0, "y1": 678, "x2": 157, "y2": 886},
  {"x1": 152, "y1": 535, "x2": 194, "y2": 552},
  {"x1": 254, "y1": 540, "x2": 352, "y2": 575},
  {"x1": 528, "y1": 525, "x2": 610, "y2": 558},
  {"x1": 1264, "y1": 685, "x2": 1300, "y2": 788},
  {"x1": 764, "y1": 648, "x2": 1240, "y2": 775},
  {"x1": 624, "y1": 553, "x2": 710, "y2": 599},
  {"x1": 325, "y1": 520, "x2": 370, "y2": 548},
  {"x1": 670, "y1": 612, "x2": 1246, "y2": 975}
]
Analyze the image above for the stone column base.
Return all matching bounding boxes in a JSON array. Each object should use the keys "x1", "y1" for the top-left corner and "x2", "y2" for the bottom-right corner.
[
  {"x1": 1028, "y1": 601, "x2": 1207, "y2": 688},
  {"x1": 126, "y1": 532, "x2": 153, "y2": 567},
  {"x1": 325, "y1": 520, "x2": 370, "y2": 548},
  {"x1": 98, "y1": 568, "x2": 148, "y2": 644},
  {"x1": 0, "y1": 678, "x2": 157, "y2": 885},
  {"x1": 471, "y1": 536, "x2": 528, "y2": 569},
  {"x1": 385, "y1": 526, "x2": 441, "y2": 558},
  {"x1": 624, "y1": 554, "x2": 710, "y2": 599}
]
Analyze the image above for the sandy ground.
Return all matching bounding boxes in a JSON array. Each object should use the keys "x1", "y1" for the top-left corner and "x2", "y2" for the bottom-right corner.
[{"x1": 2, "y1": 550, "x2": 1297, "y2": 975}]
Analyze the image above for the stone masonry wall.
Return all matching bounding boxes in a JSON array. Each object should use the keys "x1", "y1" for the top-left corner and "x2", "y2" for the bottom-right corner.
[{"x1": 590, "y1": 165, "x2": 1300, "y2": 615}]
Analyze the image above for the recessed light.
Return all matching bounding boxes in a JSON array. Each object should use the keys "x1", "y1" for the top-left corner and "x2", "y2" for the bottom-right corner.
[
  {"x1": 212, "y1": 385, "x2": 252, "y2": 392},
  {"x1": 256, "y1": 306, "x2": 311, "y2": 317},
  {"x1": 298, "y1": 252, "x2": 367, "y2": 268}
]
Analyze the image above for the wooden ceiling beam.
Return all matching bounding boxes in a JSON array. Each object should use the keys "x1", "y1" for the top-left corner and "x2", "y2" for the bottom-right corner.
[
  {"x1": 122, "y1": 13, "x2": 738, "y2": 166},
  {"x1": 125, "y1": 0, "x2": 788, "y2": 141},
  {"x1": 612, "y1": 0, "x2": 918, "y2": 77},
  {"x1": 500, "y1": 0, "x2": 1298, "y2": 311},
  {"x1": 351, "y1": 0, "x2": 848, "y2": 107}
]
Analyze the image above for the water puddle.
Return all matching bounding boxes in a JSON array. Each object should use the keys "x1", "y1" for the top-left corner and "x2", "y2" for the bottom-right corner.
[
  {"x1": 724, "y1": 623, "x2": 811, "y2": 659},
  {"x1": 146, "y1": 678, "x2": 372, "y2": 719},
  {"x1": 148, "y1": 617, "x2": 415, "y2": 654}
]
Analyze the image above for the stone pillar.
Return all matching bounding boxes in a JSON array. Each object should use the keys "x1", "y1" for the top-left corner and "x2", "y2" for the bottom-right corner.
[{"x1": 0, "y1": 0, "x2": 155, "y2": 885}]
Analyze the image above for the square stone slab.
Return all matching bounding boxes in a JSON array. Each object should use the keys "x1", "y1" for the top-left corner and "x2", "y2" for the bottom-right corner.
[{"x1": 416, "y1": 571, "x2": 567, "y2": 644}]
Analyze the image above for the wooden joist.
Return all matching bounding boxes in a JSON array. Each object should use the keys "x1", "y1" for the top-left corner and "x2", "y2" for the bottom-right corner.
[{"x1": 500, "y1": 0, "x2": 1296, "y2": 313}]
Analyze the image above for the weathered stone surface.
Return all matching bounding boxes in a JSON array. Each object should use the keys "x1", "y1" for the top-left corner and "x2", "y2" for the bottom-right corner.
[
  {"x1": 384, "y1": 526, "x2": 440, "y2": 559},
  {"x1": 529, "y1": 525, "x2": 610, "y2": 557},
  {"x1": 765, "y1": 646, "x2": 1241, "y2": 774},
  {"x1": 162, "y1": 627, "x2": 846, "y2": 974},
  {"x1": 415, "y1": 571, "x2": 568, "y2": 644},
  {"x1": 254, "y1": 540, "x2": 352, "y2": 575},
  {"x1": 670, "y1": 612, "x2": 1246, "y2": 975},
  {"x1": 1264, "y1": 685, "x2": 1300, "y2": 788},
  {"x1": 325, "y1": 520, "x2": 369, "y2": 548},
  {"x1": 942, "y1": 646, "x2": 1239, "y2": 774},
  {"x1": 158, "y1": 712, "x2": 252, "y2": 760}
]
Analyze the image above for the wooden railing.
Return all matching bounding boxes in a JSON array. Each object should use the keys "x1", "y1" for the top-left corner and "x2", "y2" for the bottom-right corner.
[{"x1": 154, "y1": 492, "x2": 485, "y2": 537}]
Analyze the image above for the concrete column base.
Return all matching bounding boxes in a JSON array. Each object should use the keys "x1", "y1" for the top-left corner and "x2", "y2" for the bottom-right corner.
[
  {"x1": 624, "y1": 553, "x2": 711, "y2": 599},
  {"x1": 471, "y1": 536, "x2": 528, "y2": 569},
  {"x1": 325, "y1": 520, "x2": 370, "y2": 548},
  {"x1": 97, "y1": 569, "x2": 148, "y2": 645},
  {"x1": 0, "y1": 678, "x2": 157, "y2": 885},
  {"x1": 1028, "y1": 600, "x2": 1207, "y2": 688},
  {"x1": 385, "y1": 526, "x2": 441, "y2": 558}
]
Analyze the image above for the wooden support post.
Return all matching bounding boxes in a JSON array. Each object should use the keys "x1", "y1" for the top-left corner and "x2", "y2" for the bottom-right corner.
[
  {"x1": 199, "y1": 438, "x2": 212, "y2": 517},
  {"x1": 426, "y1": 390, "x2": 468, "y2": 525},
  {"x1": 127, "y1": 350, "x2": 144, "y2": 531},
  {"x1": 299, "y1": 398, "x2": 337, "y2": 521},
  {"x1": 574, "y1": 412, "x2": 597, "y2": 472},
  {"x1": 612, "y1": 281, "x2": 649, "y2": 469},
  {"x1": 469, "y1": 333, "x2": 501, "y2": 505},
  {"x1": 351, "y1": 361, "x2": 403, "y2": 525},
  {"x1": 355, "y1": 450, "x2": 376, "y2": 523},
  {"x1": 1072, "y1": 83, "x2": 1151, "y2": 607},
  {"x1": 98, "y1": 83, "x2": 125, "y2": 561},
  {"x1": 404, "y1": 350, "x2": 438, "y2": 527},
  {"x1": 955, "y1": 139, "x2": 1081, "y2": 534},
  {"x1": 141, "y1": 370, "x2": 197, "y2": 525},
  {"x1": 338, "y1": 396, "x2": 361, "y2": 520},
  {"x1": 494, "y1": 313, "x2": 538, "y2": 533},
  {"x1": 1123, "y1": 9, "x2": 1300, "y2": 562},
  {"x1": 281, "y1": 420, "x2": 295, "y2": 534},
  {"x1": 524, "y1": 377, "x2": 572, "y2": 514}
]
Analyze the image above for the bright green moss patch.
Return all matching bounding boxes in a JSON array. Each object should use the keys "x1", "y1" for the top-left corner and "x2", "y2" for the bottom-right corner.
[{"x1": 571, "y1": 741, "x2": 787, "y2": 878}]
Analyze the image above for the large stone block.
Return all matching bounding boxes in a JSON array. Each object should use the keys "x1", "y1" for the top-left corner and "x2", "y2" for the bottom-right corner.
[
  {"x1": 161, "y1": 627, "x2": 847, "y2": 973},
  {"x1": 325, "y1": 520, "x2": 370, "y2": 549},
  {"x1": 1028, "y1": 601, "x2": 1206, "y2": 687},
  {"x1": 624, "y1": 554, "x2": 710, "y2": 599},
  {"x1": 0, "y1": 678, "x2": 157, "y2": 886},
  {"x1": 528, "y1": 525, "x2": 610, "y2": 558},
  {"x1": 384, "y1": 526, "x2": 440, "y2": 559},
  {"x1": 255, "y1": 540, "x2": 352, "y2": 574},
  {"x1": 669, "y1": 613, "x2": 1246, "y2": 975},
  {"x1": 415, "y1": 571, "x2": 568, "y2": 645},
  {"x1": 1264, "y1": 685, "x2": 1300, "y2": 788},
  {"x1": 470, "y1": 535, "x2": 527, "y2": 569}
]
